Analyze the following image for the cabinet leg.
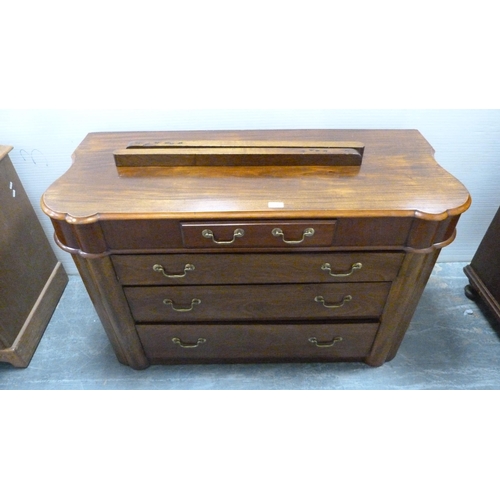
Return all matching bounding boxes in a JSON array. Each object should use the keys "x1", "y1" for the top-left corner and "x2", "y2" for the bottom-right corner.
[{"x1": 464, "y1": 283, "x2": 479, "y2": 301}]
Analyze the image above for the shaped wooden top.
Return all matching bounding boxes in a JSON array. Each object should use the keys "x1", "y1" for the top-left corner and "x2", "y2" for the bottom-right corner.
[{"x1": 41, "y1": 129, "x2": 471, "y2": 223}]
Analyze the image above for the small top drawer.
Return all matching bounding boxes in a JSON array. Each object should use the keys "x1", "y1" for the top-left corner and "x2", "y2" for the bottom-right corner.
[{"x1": 181, "y1": 220, "x2": 336, "y2": 248}]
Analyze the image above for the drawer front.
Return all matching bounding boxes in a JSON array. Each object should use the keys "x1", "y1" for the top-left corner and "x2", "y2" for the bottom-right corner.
[
  {"x1": 124, "y1": 282, "x2": 391, "y2": 322},
  {"x1": 112, "y1": 252, "x2": 403, "y2": 285},
  {"x1": 137, "y1": 323, "x2": 379, "y2": 363},
  {"x1": 181, "y1": 220, "x2": 336, "y2": 248}
]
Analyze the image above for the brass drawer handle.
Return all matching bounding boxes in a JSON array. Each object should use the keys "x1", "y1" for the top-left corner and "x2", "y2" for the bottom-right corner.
[
  {"x1": 153, "y1": 263, "x2": 195, "y2": 278},
  {"x1": 163, "y1": 298, "x2": 201, "y2": 312},
  {"x1": 172, "y1": 337, "x2": 206, "y2": 348},
  {"x1": 321, "y1": 262, "x2": 363, "y2": 277},
  {"x1": 202, "y1": 228, "x2": 245, "y2": 245},
  {"x1": 309, "y1": 336, "x2": 343, "y2": 348},
  {"x1": 314, "y1": 295, "x2": 352, "y2": 309},
  {"x1": 272, "y1": 227, "x2": 315, "y2": 244}
]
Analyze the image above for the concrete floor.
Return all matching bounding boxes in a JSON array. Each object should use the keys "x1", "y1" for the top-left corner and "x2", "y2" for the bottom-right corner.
[{"x1": 1, "y1": 262, "x2": 499, "y2": 389}]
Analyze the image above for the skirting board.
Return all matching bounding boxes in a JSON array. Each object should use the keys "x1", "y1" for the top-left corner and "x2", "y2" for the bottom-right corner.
[{"x1": 0, "y1": 262, "x2": 68, "y2": 368}]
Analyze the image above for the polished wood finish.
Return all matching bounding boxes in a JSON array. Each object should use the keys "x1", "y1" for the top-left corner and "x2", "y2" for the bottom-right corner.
[
  {"x1": 0, "y1": 146, "x2": 68, "y2": 367},
  {"x1": 41, "y1": 130, "x2": 470, "y2": 369},
  {"x1": 464, "y1": 206, "x2": 500, "y2": 323},
  {"x1": 42, "y1": 130, "x2": 469, "y2": 223}
]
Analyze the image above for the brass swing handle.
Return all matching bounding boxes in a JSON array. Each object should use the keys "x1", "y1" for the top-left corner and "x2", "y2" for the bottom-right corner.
[
  {"x1": 321, "y1": 262, "x2": 363, "y2": 277},
  {"x1": 163, "y1": 298, "x2": 201, "y2": 312},
  {"x1": 315, "y1": 295, "x2": 352, "y2": 309},
  {"x1": 272, "y1": 227, "x2": 315, "y2": 244},
  {"x1": 153, "y1": 263, "x2": 195, "y2": 279},
  {"x1": 202, "y1": 228, "x2": 245, "y2": 245},
  {"x1": 172, "y1": 337, "x2": 206, "y2": 348},
  {"x1": 309, "y1": 336, "x2": 343, "y2": 348}
]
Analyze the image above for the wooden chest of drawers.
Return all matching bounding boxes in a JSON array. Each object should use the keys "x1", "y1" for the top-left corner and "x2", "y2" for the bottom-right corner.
[
  {"x1": 1, "y1": 146, "x2": 68, "y2": 367},
  {"x1": 41, "y1": 130, "x2": 471, "y2": 369}
]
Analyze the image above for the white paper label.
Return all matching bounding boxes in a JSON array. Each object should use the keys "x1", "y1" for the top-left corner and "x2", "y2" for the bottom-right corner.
[{"x1": 268, "y1": 201, "x2": 285, "y2": 208}]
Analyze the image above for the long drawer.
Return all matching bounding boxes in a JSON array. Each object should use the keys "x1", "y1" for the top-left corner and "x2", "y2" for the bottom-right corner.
[
  {"x1": 124, "y1": 282, "x2": 391, "y2": 322},
  {"x1": 112, "y1": 252, "x2": 403, "y2": 285},
  {"x1": 137, "y1": 323, "x2": 379, "y2": 364}
]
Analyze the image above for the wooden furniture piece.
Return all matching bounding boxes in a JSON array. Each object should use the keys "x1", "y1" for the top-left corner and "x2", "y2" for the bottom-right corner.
[
  {"x1": 0, "y1": 146, "x2": 68, "y2": 367},
  {"x1": 41, "y1": 130, "x2": 470, "y2": 369},
  {"x1": 464, "y1": 206, "x2": 500, "y2": 324}
]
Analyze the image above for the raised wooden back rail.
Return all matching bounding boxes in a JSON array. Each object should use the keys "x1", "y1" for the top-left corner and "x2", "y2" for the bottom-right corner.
[{"x1": 114, "y1": 140, "x2": 365, "y2": 168}]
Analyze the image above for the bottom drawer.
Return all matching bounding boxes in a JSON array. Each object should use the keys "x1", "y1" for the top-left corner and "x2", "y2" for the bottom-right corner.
[{"x1": 136, "y1": 323, "x2": 379, "y2": 364}]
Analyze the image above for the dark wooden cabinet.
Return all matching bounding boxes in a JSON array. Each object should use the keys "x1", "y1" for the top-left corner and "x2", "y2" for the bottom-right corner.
[
  {"x1": 0, "y1": 146, "x2": 68, "y2": 367},
  {"x1": 464, "y1": 206, "x2": 500, "y2": 324},
  {"x1": 41, "y1": 130, "x2": 470, "y2": 369}
]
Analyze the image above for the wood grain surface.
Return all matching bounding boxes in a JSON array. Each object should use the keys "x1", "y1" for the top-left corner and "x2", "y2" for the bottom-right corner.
[{"x1": 41, "y1": 130, "x2": 471, "y2": 223}]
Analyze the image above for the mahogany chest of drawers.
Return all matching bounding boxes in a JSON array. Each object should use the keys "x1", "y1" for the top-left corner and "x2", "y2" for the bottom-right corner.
[{"x1": 41, "y1": 130, "x2": 471, "y2": 369}]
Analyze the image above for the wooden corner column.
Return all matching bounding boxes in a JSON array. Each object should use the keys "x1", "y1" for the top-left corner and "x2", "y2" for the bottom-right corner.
[{"x1": 41, "y1": 130, "x2": 470, "y2": 369}]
